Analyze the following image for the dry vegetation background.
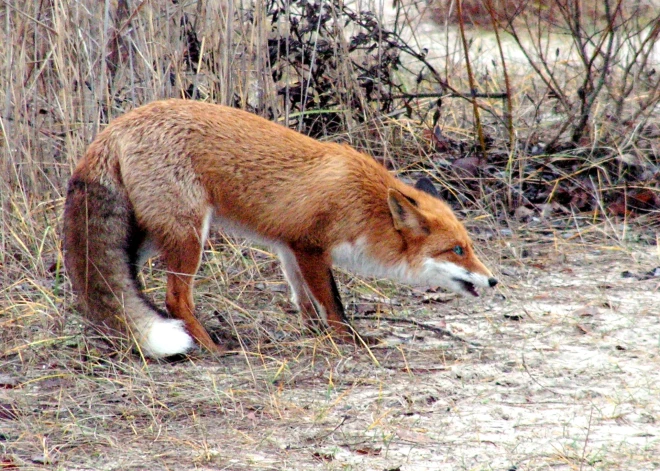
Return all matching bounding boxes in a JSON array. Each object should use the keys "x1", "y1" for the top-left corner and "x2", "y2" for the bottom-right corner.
[{"x1": 1, "y1": 0, "x2": 659, "y2": 470}]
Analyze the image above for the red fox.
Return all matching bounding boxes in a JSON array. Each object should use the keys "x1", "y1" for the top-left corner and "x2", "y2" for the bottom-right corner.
[{"x1": 63, "y1": 99, "x2": 497, "y2": 358}]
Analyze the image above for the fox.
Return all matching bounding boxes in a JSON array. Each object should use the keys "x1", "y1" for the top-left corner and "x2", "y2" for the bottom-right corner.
[{"x1": 63, "y1": 99, "x2": 497, "y2": 358}]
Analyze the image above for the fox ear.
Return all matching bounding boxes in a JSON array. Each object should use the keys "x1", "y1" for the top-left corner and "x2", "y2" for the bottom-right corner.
[
  {"x1": 388, "y1": 189, "x2": 430, "y2": 236},
  {"x1": 414, "y1": 177, "x2": 440, "y2": 198}
]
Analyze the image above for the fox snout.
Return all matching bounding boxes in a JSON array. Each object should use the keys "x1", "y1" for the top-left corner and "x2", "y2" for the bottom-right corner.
[
  {"x1": 451, "y1": 271, "x2": 498, "y2": 297},
  {"x1": 419, "y1": 258, "x2": 498, "y2": 298}
]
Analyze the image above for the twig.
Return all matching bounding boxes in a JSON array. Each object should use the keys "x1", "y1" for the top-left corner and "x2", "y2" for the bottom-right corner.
[
  {"x1": 579, "y1": 406, "x2": 594, "y2": 471},
  {"x1": 485, "y1": 0, "x2": 515, "y2": 208},
  {"x1": 352, "y1": 315, "x2": 481, "y2": 347},
  {"x1": 571, "y1": 0, "x2": 621, "y2": 144},
  {"x1": 313, "y1": 415, "x2": 348, "y2": 442},
  {"x1": 484, "y1": 0, "x2": 514, "y2": 148},
  {"x1": 521, "y1": 352, "x2": 564, "y2": 396},
  {"x1": 342, "y1": 4, "x2": 506, "y2": 122},
  {"x1": 391, "y1": 92, "x2": 508, "y2": 100},
  {"x1": 457, "y1": 0, "x2": 487, "y2": 161}
]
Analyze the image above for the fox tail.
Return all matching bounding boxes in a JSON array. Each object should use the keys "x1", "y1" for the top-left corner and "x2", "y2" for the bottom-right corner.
[{"x1": 63, "y1": 161, "x2": 193, "y2": 358}]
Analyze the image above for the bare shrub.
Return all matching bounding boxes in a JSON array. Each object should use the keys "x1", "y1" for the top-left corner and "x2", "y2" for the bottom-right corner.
[{"x1": 428, "y1": 0, "x2": 660, "y2": 150}]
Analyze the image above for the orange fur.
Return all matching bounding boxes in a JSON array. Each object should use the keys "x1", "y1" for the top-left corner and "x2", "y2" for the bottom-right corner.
[{"x1": 63, "y1": 99, "x2": 496, "y2": 357}]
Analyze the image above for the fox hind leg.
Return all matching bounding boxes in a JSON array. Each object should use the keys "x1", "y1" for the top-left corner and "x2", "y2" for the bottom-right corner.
[{"x1": 154, "y1": 212, "x2": 224, "y2": 354}]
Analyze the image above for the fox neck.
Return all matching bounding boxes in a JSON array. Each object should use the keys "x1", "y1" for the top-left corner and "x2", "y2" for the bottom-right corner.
[{"x1": 331, "y1": 236, "x2": 419, "y2": 285}]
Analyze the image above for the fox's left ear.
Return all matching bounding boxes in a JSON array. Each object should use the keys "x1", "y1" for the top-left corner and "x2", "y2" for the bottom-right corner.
[
  {"x1": 388, "y1": 189, "x2": 430, "y2": 236},
  {"x1": 414, "y1": 177, "x2": 440, "y2": 198}
]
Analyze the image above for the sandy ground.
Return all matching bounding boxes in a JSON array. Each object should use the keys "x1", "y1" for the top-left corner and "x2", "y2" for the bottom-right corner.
[{"x1": 1, "y1": 224, "x2": 659, "y2": 470}]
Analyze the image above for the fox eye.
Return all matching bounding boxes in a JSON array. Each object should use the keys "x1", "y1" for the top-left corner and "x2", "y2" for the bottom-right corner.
[{"x1": 453, "y1": 245, "x2": 464, "y2": 256}]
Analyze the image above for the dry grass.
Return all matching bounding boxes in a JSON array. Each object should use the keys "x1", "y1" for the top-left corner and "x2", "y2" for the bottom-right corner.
[{"x1": 1, "y1": 1, "x2": 659, "y2": 470}]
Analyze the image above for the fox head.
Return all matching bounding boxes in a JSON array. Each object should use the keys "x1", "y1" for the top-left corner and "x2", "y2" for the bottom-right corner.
[{"x1": 387, "y1": 178, "x2": 497, "y2": 297}]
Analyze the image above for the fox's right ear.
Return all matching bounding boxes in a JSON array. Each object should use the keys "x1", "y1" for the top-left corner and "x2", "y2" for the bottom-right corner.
[
  {"x1": 388, "y1": 189, "x2": 430, "y2": 236},
  {"x1": 414, "y1": 177, "x2": 440, "y2": 198}
]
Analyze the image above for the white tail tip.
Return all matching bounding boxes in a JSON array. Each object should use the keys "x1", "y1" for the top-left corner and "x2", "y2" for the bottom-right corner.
[{"x1": 141, "y1": 319, "x2": 194, "y2": 358}]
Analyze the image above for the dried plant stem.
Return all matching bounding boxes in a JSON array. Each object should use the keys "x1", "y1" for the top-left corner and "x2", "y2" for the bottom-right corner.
[
  {"x1": 484, "y1": 0, "x2": 515, "y2": 206},
  {"x1": 456, "y1": 0, "x2": 487, "y2": 161}
]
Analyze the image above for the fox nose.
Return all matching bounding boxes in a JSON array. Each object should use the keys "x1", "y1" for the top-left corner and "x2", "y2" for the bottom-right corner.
[{"x1": 488, "y1": 277, "x2": 498, "y2": 288}]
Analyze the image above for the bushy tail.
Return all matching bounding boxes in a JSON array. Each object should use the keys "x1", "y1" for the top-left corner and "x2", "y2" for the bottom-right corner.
[{"x1": 63, "y1": 171, "x2": 193, "y2": 358}]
